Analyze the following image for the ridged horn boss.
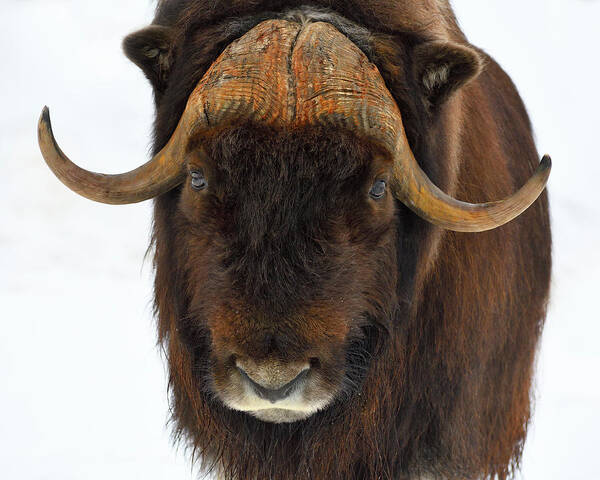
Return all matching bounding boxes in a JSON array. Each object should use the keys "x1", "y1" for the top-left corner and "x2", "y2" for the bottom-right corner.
[{"x1": 37, "y1": 19, "x2": 550, "y2": 231}]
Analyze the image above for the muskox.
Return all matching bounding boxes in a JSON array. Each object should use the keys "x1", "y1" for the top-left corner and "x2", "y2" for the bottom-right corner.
[{"x1": 38, "y1": 1, "x2": 552, "y2": 479}]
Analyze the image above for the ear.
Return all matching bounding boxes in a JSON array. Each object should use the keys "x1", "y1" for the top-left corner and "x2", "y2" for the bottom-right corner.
[
  {"x1": 123, "y1": 25, "x2": 174, "y2": 92},
  {"x1": 413, "y1": 41, "x2": 483, "y2": 112}
]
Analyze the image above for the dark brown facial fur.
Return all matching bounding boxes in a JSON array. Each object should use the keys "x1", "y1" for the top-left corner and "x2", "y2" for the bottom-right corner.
[
  {"x1": 178, "y1": 126, "x2": 397, "y2": 421},
  {"x1": 128, "y1": 2, "x2": 553, "y2": 479}
]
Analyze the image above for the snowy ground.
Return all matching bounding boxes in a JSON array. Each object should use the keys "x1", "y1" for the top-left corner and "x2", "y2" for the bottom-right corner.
[{"x1": 1, "y1": 1, "x2": 598, "y2": 478}]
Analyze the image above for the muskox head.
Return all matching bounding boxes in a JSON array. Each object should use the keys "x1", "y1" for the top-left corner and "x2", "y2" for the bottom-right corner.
[{"x1": 38, "y1": 3, "x2": 551, "y2": 476}]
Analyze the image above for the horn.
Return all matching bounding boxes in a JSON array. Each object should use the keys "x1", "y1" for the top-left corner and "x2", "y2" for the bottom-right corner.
[
  {"x1": 38, "y1": 18, "x2": 551, "y2": 224},
  {"x1": 37, "y1": 107, "x2": 188, "y2": 204},
  {"x1": 390, "y1": 126, "x2": 551, "y2": 232}
]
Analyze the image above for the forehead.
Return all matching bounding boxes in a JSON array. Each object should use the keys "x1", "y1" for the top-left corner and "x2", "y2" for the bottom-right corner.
[{"x1": 196, "y1": 126, "x2": 384, "y2": 186}]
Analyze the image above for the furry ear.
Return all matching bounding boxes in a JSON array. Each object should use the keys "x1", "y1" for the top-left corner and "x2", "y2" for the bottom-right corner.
[
  {"x1": 123, "y1": 25, "x2": 174, "y2": 92},
  {"x1": 413, "y1": 41, "x2": 483, "y2": 112}
]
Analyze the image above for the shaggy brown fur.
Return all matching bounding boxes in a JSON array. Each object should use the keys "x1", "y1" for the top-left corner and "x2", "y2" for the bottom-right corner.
[{"x1": 123, "y1": 1, "x2": 551, "y2": 479}]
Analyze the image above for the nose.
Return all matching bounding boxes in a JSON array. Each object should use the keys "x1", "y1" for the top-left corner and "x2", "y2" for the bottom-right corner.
[{"x1": 235, "y1": 358, "x2": 310, "y2": 404}]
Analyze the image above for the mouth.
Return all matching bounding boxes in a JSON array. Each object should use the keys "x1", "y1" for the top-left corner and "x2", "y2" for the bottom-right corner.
[
  {"x1": 218, "y1": 359, "x2": 338, "y2": 423},
  {"x1": 237, "y1": 365, "x2": 310, "y2": 402}
]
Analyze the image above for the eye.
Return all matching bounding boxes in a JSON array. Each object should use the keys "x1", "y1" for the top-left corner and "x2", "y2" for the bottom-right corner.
[
  {"x1": 190, "y1": 170, "x2": 208, "y2": 191},
  {"x1": 369, "y1": 179, "x2": 387, "y2": 199}
]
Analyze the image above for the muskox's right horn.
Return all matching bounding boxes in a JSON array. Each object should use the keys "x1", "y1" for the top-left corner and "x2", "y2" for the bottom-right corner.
[{"x1": 38, "y1": 106, "x2": 188, "y2": 205}]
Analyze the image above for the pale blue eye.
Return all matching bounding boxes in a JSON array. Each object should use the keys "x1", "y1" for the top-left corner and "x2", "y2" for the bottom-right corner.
[
  {"x1": 369, "y1": 180, "x2": 386, "y2": 199},
  {"x1": 190, "y1": 171, "x2": 207, "y2": 191}
]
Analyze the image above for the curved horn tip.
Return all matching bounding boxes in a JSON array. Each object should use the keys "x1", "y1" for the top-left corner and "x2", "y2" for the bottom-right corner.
[
  {"x1": 40, "y1": 106, "x2": 51, "y2": 126},
  {"x1": 540, "y1": 154, "x2": 552, "y2": 171},
  {"x1": 39, "y1": 106, "x2": 54, "y2": 142}
]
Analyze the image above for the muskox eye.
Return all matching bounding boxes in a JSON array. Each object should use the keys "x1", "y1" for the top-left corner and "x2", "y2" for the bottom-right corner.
[
  {"x1": 369, "y1": 180, "x2": 387, "y2": 199},
  {"x1": 190, "y1": 170, "x2": 207, "y2": 191}
]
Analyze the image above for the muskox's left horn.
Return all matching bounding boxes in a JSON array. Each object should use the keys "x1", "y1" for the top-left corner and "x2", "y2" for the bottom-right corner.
[
  {"x1": 390, "y1": 135, "x2": 551, "y2": 232},
  {"x1": 38, "y1": 107, "x2": 187, "y2": 204}
]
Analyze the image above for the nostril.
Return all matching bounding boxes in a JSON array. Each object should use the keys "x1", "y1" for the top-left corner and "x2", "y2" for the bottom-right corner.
[{"x1": 237, "y1": 365, "x2": 309, "y2": 404}]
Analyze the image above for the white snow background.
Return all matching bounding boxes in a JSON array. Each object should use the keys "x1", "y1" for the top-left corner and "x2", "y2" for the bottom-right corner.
[{"x1": 1, "y1": 0, "x2": 598, "y2": 478}]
